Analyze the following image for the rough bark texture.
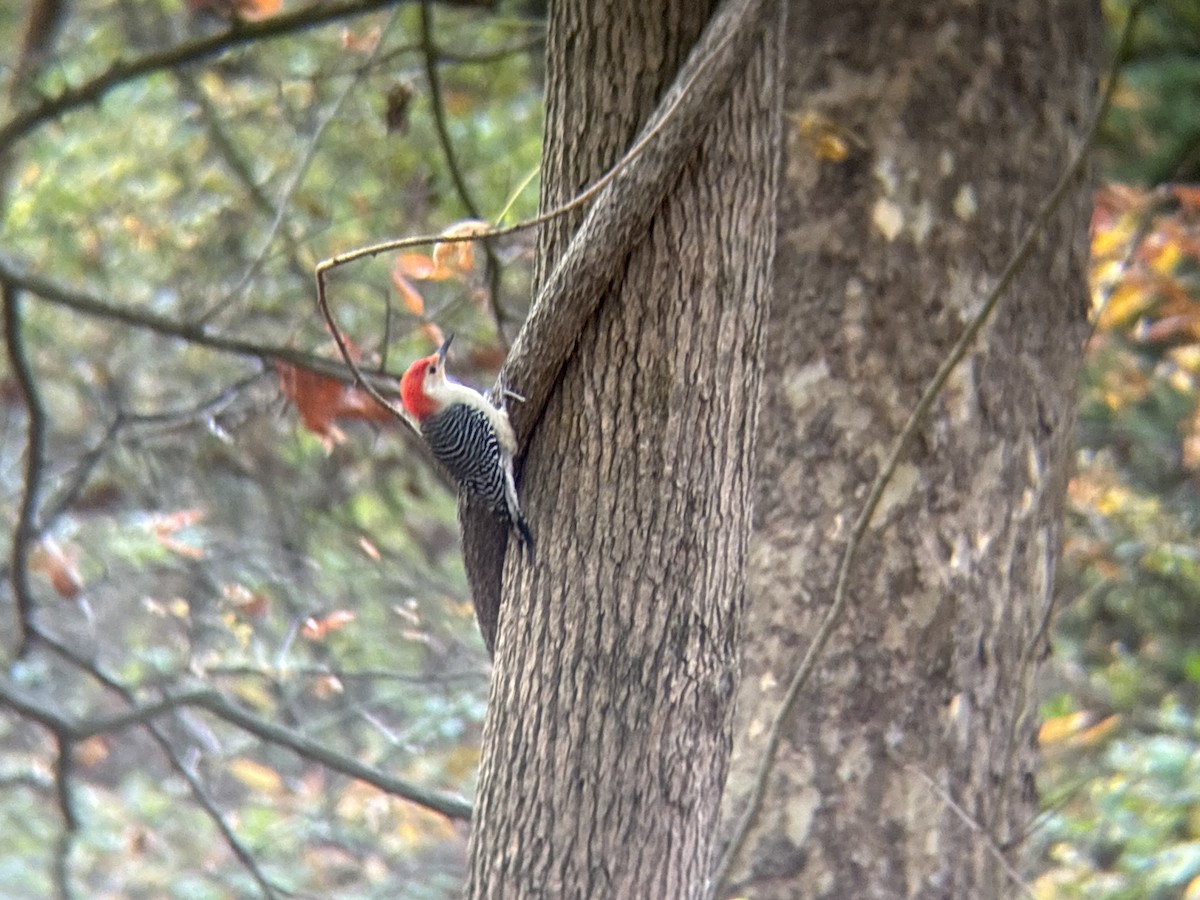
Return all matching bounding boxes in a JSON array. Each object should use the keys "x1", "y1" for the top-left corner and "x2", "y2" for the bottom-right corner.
[
  {"x1": 462, "y1": 0, "x2": 779, "y2": 654},
  {"x1": 720, "y1": 1, "x2": 1098, "y2": 897},
  {"x1": 464, "y1": 0, "x2": 781, "y2": 896}
]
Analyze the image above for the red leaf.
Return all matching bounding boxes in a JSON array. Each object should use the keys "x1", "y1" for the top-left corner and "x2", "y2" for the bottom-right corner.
[{"x1": 276, "y1": 363, "x2": 397, "y2": 444}]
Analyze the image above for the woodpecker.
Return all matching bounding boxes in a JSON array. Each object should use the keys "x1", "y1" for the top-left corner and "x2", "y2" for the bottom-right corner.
[{"x1": 400, "y1": 335, "x2": 533, "y2": 550}]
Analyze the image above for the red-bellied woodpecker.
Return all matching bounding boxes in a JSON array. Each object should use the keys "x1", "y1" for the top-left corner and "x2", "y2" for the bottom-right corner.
[{"x1": 400, "y1": 335, "x2": 533, "y2": 550}]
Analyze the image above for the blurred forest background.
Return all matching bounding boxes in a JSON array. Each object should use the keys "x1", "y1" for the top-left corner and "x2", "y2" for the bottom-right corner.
[{"x1": 0, "y1": 0, "x2": 1196, "y2": 897}]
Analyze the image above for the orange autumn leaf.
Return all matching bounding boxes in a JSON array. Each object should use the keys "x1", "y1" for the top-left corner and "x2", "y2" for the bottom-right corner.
[
  {"x1": 29, "y1": 537, "x2": 84, "y2": 600},
  {"x1": 340, "y1": 24, "x2": 381, "y2": 54},
  {"x1": 310, "y1": 674, "x2": 345, "y2": 699},
  {"x1": 432, "y1": 219, "x2": 489, "y2": 274},
  {"x1": 790, "y1": 111, "x2": 861, "y2": 162},
  {"x1": 393, "y1": 253, "x2": 450, "y2": 280},
  {"x1": 223, "y1": 582, "x2": 271, "y2": 619},
  {"x1": 302, "y1": 609, "x2": 356, "y2": 640},
  {"x1": 1173, "y1": 184, "x2": 1200, "y2": 211},
  {"x1": 390, "y1": 270, "x2": 427, "y2": 316},
  {"x1": 188, "y1": 0, "x2": 280, "y2": 21},
  {"x1": 147, "y1": 509, "x2": 206, "y2": 559},
  {"x1": 358, "y1": 535, "x2": 382, "y2": 562},
  {"x1": 148, "y1": 511, "x2": 206, "y2": 561},
  {"x1": 1039, "y1": 710, "x2": 1090, "y2": 746},
  {"x1": 234, "y1": 0, "x2": 281, "y2": 21},
  {"x1": 76, "y1": 735, "x2": 110, "y2": 767},
  {"x1": 150, "y1": 508, "x2": 204, "y2": 535},
  {"x1": 432, "y1": 240, "x2": 474, "y2": 274},
  {"x1": 1072, "y1": 713, "x2": 1121, "y2": 747},
  {"x1": 277, "y1": 362, "x2": 347, "y2": 438},
  {"x1": 420, "y1": 321, "x2": 446, "y2": 347}
]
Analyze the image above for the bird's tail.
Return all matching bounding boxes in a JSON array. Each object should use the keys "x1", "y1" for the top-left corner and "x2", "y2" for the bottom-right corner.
[{"x1": 514, "y1": 516, "x2": 534, "y2": 555}]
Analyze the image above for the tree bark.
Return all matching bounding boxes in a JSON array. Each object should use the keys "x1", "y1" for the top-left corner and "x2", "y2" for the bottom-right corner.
[
  {"x1": 464, "y1": 0, "x2": 781, "y2": 896},
  {"x1": 720, "y1": 1, "x2": 1099, "y2": 897}
]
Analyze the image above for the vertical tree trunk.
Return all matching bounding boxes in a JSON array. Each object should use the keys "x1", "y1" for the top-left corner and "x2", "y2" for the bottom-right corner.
[
  {"x1": 465, "y1": 1, "x2": 781, "y2": 897},
  {"x1": 720, "y1": 1, "x2": 1099, "y2": 897}
]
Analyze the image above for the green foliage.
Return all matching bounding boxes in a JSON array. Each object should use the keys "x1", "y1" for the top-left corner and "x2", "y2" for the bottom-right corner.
[
  {"x1": 1038, "y1": 179, "x2": 1200, "y2": 895},
  {"x1": 0, "y1": 0, "x2": 541, "y2": 894},
  {"x1": 1100, "y1": 0, "x2": 1200, "y2": 183}
]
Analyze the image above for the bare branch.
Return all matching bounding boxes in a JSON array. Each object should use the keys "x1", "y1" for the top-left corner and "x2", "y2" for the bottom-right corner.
[
  {"x1": 200, "y1": 7, "x2": 402, "y2": 327},
  {"x1": 0, "y1": 0, "x2": 493, "y2": 156},
  {"x1": 189, "y1": 689, "x2": 473, "y2": 820},
  {"x1": 2, "y1": 281, "x2": 47, "y2": 659},
  {"x1": 26, "y1": 628, "x2": 469, "y2": 893},
  {"x1": 0, "y1": 677, "x2": 73, "y2": 732},
  {"x1": 163, "y1": 742, "x2": 284, "y2": 899},
  {"x1": 0, "y1": 672, "x2": 472, "y2": 822},
  {"x1": 53, "y1": 732, "x2": 79, "y2": 838},
  {"x1": 712, "y1": 2, "x2": 1147, "y2": 888},
  {"x1": 19, "y1": 634, "x2": 345, "y2": 894},
  {"x1": 312, "y1": 0, "x2": 763, "y2": 283},
  {"x1": 0, "y1": 254, "x2": 391, "y2": 386},
  {"x1": 419, "y1": 0, "x2": 509, "y2": 335}
]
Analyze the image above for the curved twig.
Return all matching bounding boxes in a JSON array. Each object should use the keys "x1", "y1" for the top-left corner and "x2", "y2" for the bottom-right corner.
[
  {"x1": 317, "y1": 0, "x2": 777, "y2": 652},
  {"x1": 319, "y1": 0, "x2": 769, "y2": 387},
  {"x1": 461, "y1": 0, "x2": 778, "y2": 651}
]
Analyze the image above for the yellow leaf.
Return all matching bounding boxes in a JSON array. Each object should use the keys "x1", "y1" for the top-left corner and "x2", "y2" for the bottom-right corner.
[
  {"x1": 1072, "y1": 714, "x2": 1120, "y2": 747},
  {"x1": 1038, "y1": 711, "x2": 1089, "y2": 745},
  {"x1": 1148, "y1": 239, "x2": 1182, "y2": 276},
  {"x1": 1095, "y1": 277, "x2": 1153, "y2": 330},
  {"x1": 442, "y1": 746, "x2": 480, "y2": 782},
  {"x1": 1090, "y1": 216, "x2": 1135, "y2": 259},
  {"x1": 232, "y1": 678, "x2": 275, "y2": 710},
  {"x1": 789, "y1": 110, "x2": 861, "y2": 163},
  {"x1": 228, "y1": 758, "x2": 284, "y2": 795}
]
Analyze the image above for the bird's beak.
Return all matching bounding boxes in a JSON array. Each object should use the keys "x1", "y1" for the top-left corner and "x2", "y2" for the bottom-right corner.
[{"x1": 437, "y1": 334, "x2": 453, "y2": 364}]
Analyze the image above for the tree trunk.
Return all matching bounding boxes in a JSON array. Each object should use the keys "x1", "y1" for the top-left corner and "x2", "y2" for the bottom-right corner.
[
  {"x1": 720, "y1": 1, "x2": 1099, "y2": 897},
  {"x1": 464, "y1": 1, "x2": 781, "y2": 897}
]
